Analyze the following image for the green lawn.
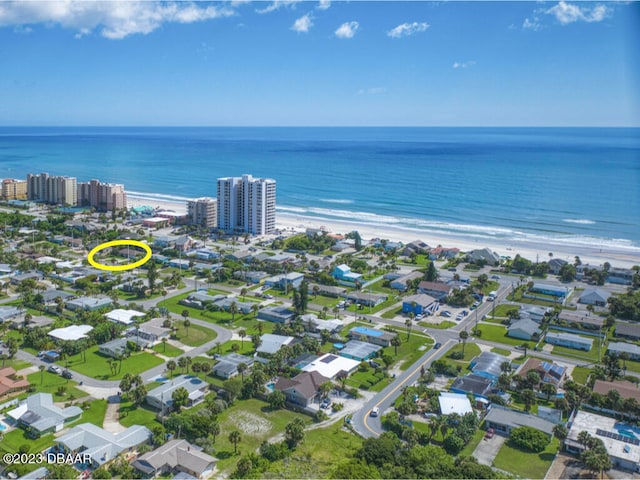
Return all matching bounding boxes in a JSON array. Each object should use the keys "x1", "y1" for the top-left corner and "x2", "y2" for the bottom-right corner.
[
  {"x1": 447, "y1": 342, "x2": 481, "y2": 363},
  {"x1": 345, "y1": 368, "x2": 391, "y2": 392},
  {"x1": 571, "y1": 366, "x2": 592, "y2": 384},
  {"x1": 381, "y1": 329, "x2": 434, "y2": 370},
  {"x1": 81, "y1": 399, "x2": 108, "y2": 426},
  {"x1": 345, "y1": 297, "x2": 399, "y2": 315},
  {"x1": 459, "y1": 427, "x2": 487, "y2": 457},
  {"x1": 477, "y1": 324, "x2": 532, "y2": 347},
  {"x1": 25, "y1": 371, "x2": 86, "y2": 401},
  {"x1": 309, "y1": 294, "x2": 341, "y2": 307},
  {"x1": 152, "y1": 342, "x2": 184, "y2": 357},
  {"x1": 491, "y1": 347, "x2": 512, "y2": 356},
  {"x1": 0, "y1": 358, "x2": 31, "y2": 371},
  {"x1": 119, "y1": 401, "x2": 160, "y2": 429},
  {"x1": 173, "y1": 321, "x2": 218, "y2": 347},
  {"x1": 65, "y1": 345, "x2": 164, "y2": 381},
  {"x1": 493, "y1": 437, "x2": 559, "y2": 479},
  {"x1": 0, "y1": 429, "x2": 55, "y2": 454},
  {"x1": 215, "y1": 398, "x2": 311, "y2": 474},
  {"x1": 489, "y1": 304, "x2": 520, "y2": 318},
  {"x1": 366, "y1": 279, "x2": 399, "y2": 296},
  {"x1": 381, "y1": 307, "x2": 403, "y2": 319},
  {"x1": 419, "y1": 320, "x2": 456, "y2": 329},
  {"x1": 163, "y1": 291, "x2": 256, "y2": 326},
  {"x1": 551, "y1": 343, "x2": 600, "y2": 362},
  {"x1": 208, "y1": 339, "x2": 255, "y2": 357},
  {"x1": 265, "y1": 422, "x2": 363, "y2": 478}
]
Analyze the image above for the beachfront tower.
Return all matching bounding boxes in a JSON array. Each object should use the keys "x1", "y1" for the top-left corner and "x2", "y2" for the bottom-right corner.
[
  {"x1": 27, "y1": 173, "x2": 77, "y2": 206},
  {"x1": 216, "y1": 174, "x2": 276, "y2": 235},
  {"x1": 188, "y1": 197, "x2": 218, "y2": 229}
]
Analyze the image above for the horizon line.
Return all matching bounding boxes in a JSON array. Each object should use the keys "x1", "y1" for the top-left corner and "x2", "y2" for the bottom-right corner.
[{"x1": 1, "y1": 125, "x2": 639, "y2": 129}]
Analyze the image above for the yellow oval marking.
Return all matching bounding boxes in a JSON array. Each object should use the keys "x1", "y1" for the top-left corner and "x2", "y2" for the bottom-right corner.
[{"x1": 87, "y1": 240, "x2": 152, "y2": 272}]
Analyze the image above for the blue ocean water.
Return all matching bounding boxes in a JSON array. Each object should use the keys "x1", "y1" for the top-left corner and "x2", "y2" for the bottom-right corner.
[{"x1": 0, "y1": 127, "x2": 638, "y2": 249}]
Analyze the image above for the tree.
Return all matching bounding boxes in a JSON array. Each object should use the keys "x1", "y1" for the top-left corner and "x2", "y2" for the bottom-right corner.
[
  {"x1": 312, "y1": 285, "x2": 320, "y2": 299},
  {"x1": 239, "y1": 329, "x2": 247, "y2": 351},
  {"x1": 521, "y1": 342, "x2": 530, "y2": 358},
  {"x1": 459, "y1": 330, "x2": 469, "y2": 356},
  {"x1": 520, "y1": 389, "x2": 537, "y2": 412},
  {"x1": 510, "y1": 426, "x2": 551, "y2": 452},
  {"x1": 181, "y1": 309, "x2": 189, "y2": 324},
  {"x1": 210, "y1": 420, "x2": 221, "y2": 443},
  {"x1": 166, "y1": 360, "x2": 177, "y2": 378},
  {"x1": 39, "y1": 364, "x2": 45, "y2": 385},
  {"x1": 268, "y1": 390, "x2": 286, "y2": 410},
  {"x1": 229, "y1": 430, "x2": 242, "y2": 454},
  {"x1": 240, "y1": 287, "x2": 248, "y2": 301},
  {"x1": 559, "y1": 263, "x2": 577, "y2": 282},
  {"x1": 178, "y1": 356, "x2": 188, "y2": 374},
  {"x1": 541, "y1": 382, "x2": 557, "y2": 401},
  {"x1": 231, "y1": 343, "x2": 240, "y2": 354},
  {"x1": 147, "y1": 260, "x2": 158, "y2": 293},
  {"x1": 424, "y1": 262, "x2": 438, "y2": 282},
  {"x1": 183, "y1": 318, "x2": 191, "y2": 338},
  {"x1": 171, "y1": 386, "x2": 189, "y2": 411},
  {"x1": 553, "y1": 424, "x2": 568, "y2": 442},
  {"x1": 229, "y1": 301, "x2": 238, "y2": 322},
  {"x1": 391, "y1": 336, "x2": 402, "y2": 356},
  {"x1": 405, "y1": 317, "x2": 412, "y2": 340},
  {"x1": 161, "y1": 337, "x2": 168, "y2": 353},
  {"x1": 285, "y1": 417, "x2": 306, "y2": 448},
  {"x1": 526, "y1": 370, "x2": 541, "y2": 390},
  {"x1": 119, "y1": 373, "x2": 134, "y2": 398},
  {"x1": 237, "y1": 362, "x2": 248, "y2": 382}
]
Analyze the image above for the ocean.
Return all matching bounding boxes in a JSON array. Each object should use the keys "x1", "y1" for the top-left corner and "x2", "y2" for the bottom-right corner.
[{"x1": 0, "y1": 127, "x2": 639, "y2": 250}]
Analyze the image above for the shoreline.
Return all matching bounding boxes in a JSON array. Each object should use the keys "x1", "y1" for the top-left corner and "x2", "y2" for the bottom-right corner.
[{"x1": 127, "y1": 194, "x2": 640, "y2": 268}]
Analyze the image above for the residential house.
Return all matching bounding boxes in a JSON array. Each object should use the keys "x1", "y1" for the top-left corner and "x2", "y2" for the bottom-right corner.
[
  {"x1": 8, "y1": 393, "x2": 82, "y2": 437},
  {"x1": 0, "y1": 367, "x2": 30, "y2": 397},
  {"x1": 258, "y1": 306, "x2": 296, "y2": 325},
  {"x1": 402, "y1": 293, "x2": 438, "y2": 316},
  {"x1": 332, "y1": 264, "x2": 362, "y2": 285},
  {"x1": 579, "y1": 288, "x2": 611, "y2": 307},
  {"x1": 264, "y1": 272, "x2": 304, "y2": 290},
  {"x1": 57, "y1": 423, "x2": 151, "y2": 468},
  {"x1": 179, "y1": 292, "x2": 226, "y2": 309},
  {"x1": 417, "y1": 281, "x2": 452, "y2": 301},
  {"x1": 213, "y1": 297, "x2": 254, "y2": 315},
  {"x1": 106, "y1": 309, "x2": 145, "y2": 326},
  {"x1": 66, "y1": 295, "x2": 112, "y2": 311},
  {"x1": 558, "y1": 311, "x2": 604, "y2": 330},
  {"x1": 301, "y1": 354, "x2": 360, "y2": 380},
  {"x1": 309, "y1": 318, "x2": 344, "y2": 334},
  {"x1": 530, "y1": 283, "x2": 570, "y2": 298},
  {"x1": 615, "y1": 323, "x2": 640, "y2": 341},
  {"x1": 17, "y1": 466, "x2": 49, "y2": 480},
  {"x1": 507, "y1": 318, "x2": 542, "y2": 341},
  {"x1": 450, "y1": 374, "x2": 493, "y2": 399},
  {"x1": 390, "y1": 271, "x2": 423, "y2": 291},
  {"x1": 132, "y1": 439, "x2": 217, "y2": 479},
  {"x1": 402, "y1": 240, "x2": 430, "y2": 256},
  {"x1": 11, "y1": 315, "x2": 54, "y2": 330},
  {"x1": 545, "y1": 332, "x2": 593, "y2": 351},
  {"x1": 516, "y1": 358, "x2": 566, "y2": 386},
  {"x1": 98, "y1": 338, "x2": 130, "y2": 358},
  {"x1": 225, "y1": 250, "x2": 252, "y2": 262},
  {"x1": 235, "y1": 270, "x2": 269, "y2": 284},
  {"x1": 520, "y1": 306, "x2": 550, "y2": 323},
  {"x1": 344, "y1": 291, "x2": 387, "y2": 307},
  {"x1": 348, "y1": 326, "x2": 396, "y2": 347},
  {"x1": 129, "y1": 318, "x2": 170, "y2": 345},
  {"x1": 607, "y1": 267, "x2": 635, "y2": 286},
  {"x1": 274, "y1": 371, "x2": 330, "y2": 407},
  {"x1": 470, "y1": 352, "x2": 510, "y2": 382},
  {"x1": 484, "y1": 405, "x2": 555, "y2": 437},
  {"x1": 146, "y1": 376, "x2": 208, "y2": 411},
  {"x1": 428, "y1": 247, "x2": 460, "y2": 260},
  {"x1": 48, "y1": 324, "x2": 93, "y2": 342},
  {"x1": 466, "y1": 248, "x2": 500, "y2": 265},
  {"x1": 40, "y1": 289, "x2": 75, "y2": 305},
  {"x1": 0, "y1": 306, "x2": 23, "y2": 323},
  {"x1": 438, "y1": 392, "x2": 473, "y2": 416},
  {"x1": 212, "y1": 353, "x2": 254, "y2": 379},
  {"x1": 255, "y1": 334, "x2": 294, "y2": 357},
  {"x1": 10, "y1": 271, "x2": 43, "y2": 285},
  {"x1": 565, "y1": 410, "x2": 640, "y2": 472},
  {"x1": 307, "y1": 283, "x2": 347, "y2": 298},
  {"x1": 593, "y1": 379, "x2": 640, "y2": 402},
  {"x1": 339, "y1": 340, "x2": 381, "y2": 361},
  {"x1": 608, "y1": 342, "x2": 640, "y2": 361},
  {"x1": 548, "y1": 258, "x2": 568, "y2": 275}
]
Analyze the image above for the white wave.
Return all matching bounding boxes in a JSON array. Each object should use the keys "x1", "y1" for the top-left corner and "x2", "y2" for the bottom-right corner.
[
  {"x1": 563, "y1": 218, "x2": 596, "y2": 225},
  {"x1": 127, "y1": 191, "x2": 195, "y2": 203},
  {"x1": 320, "y1": 198, "x2": 355, "y2": 204}
]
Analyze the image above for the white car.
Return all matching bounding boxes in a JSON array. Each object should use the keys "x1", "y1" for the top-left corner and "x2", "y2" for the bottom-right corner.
[
  {"x1": 370, "y1": 407, "x2": 380, "y2": 417},
  {"x1": 47, "y1": 365, "x2": 62, "y2": 375},
  {"x1": 440, "y1": 311, "x2": 452, "y2": 317}
]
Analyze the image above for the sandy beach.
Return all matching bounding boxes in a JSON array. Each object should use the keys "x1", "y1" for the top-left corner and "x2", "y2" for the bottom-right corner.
[{"x1": 128, "y1": 194, "x2": 640, "y2": 269}]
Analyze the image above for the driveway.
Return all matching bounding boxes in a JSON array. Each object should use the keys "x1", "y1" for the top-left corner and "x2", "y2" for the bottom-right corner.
[{"x1": 472, "y1": 434, "x2": 507, "y2": 466}]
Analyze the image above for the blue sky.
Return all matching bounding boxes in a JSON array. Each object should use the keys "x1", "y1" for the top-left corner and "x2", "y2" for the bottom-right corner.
[{"x1": 0, "y1": 1, "x2": 638, "y2": 126}]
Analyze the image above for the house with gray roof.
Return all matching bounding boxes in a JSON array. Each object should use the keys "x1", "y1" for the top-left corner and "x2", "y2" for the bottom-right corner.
[
  {"x1": 484, "y1": 405, "x2": 555, "y2": 437},
  {"x1": 466, "y1": 248, "x2": 500, "y2": 265},
  {"x1": 450, "y1": 374, "x2": 493, "y2": 398},
  {"x1": 213, "y1": 297, "x2": 254, "y2": 314},
  {"x1": 0, "y1": 306, "x2": 23, "y2": 323},
  {"x1": 212, "y1": 353, "x2": 254, "y2": 379},
  {"x1": 608, "y1": 342, "x2": 640, "y2": 361},
  {"x1": 545, "y1": 331, "x2": 593, "y2": 351},
  {"x1": 98, "y1": 338, "x2": 130, "y2": 358},
  {"x1": 57, "y1": 423, "x2": 151, "y2": 467},
  {"x1": 41, "y1": 289, "x2": 75, "y2": 304},
  {"x1": 258, "y1": 306, "x2": 296, "y2": 325},
  {"x1": 344, "y1": 291, "x2": 388, "y2": 307},
  {"x1": 132, "y1": 439, "x2": 217, "y2": 479},
  {"x1": 256, "y1": 334, "x2": 294, "y2": 357},
  {"x1": 579, "y1": 288, "x2": 611, "y2": 307},
  {"x1": 7, "y1": 393, "x2": 82, "y2": 437},
  {"x1": 179, "y1": 292, "x2": 226, "y2": 309},
  {"x1": 17, "y1": 466, "x2": 49, "y2": 480},
  {"x1": 390, "y1": 271, "x2": 423, "y2": 291},
  {"x1": 10, "y1": 271, "x2": 43, "y2": 285},
  {"x1": 548, "y1": 258, "x2": 568, "y2": 275},
  {"x1": 508, "y1": 318, "x2": 542, "y2": 341},
  {"x1": 130, "y1": 318, "x2": 170, "y2": 344},
  {"x1": 66, "y1": 295, "x2": 112, "y2": 311},
  {"x1": 607, "y1": 267, "x2": 635, "y2": 285},
  {"x1": 558, "y1": 310, "x2": 604, "y2": 330},
  {"x1": 274, "y1": 371, "x2": 329, "y2": 407},
  {"x1": 615, "y1": 322, "x2": 640, "y2": 341},
  {"x1": 470, "y1": 351, "x2": 510, "y2": 382},
  {"x1": 146, "y1": 375, "x2": 208, "y2": 411},
  {"x1": 307, "y1": 283, "x2": 347, "y2": 298}
]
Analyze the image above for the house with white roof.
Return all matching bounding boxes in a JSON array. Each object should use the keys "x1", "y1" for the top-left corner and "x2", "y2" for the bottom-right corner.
[
  {"x1": 301, "y1": 353, "x2": 360, "y2": 379},
  {"x1": 438, "y1": 392, "x2": 473, "y2": 416},
  {"x1": 146, "y1": 375, "x2": 208, "y2": 411},
  {"x1": 106, "y1": 309, "x2": 145, "y2": 325},
  {"x1": 255, "y1": 334, "x2": 294, "y2": 357},
  {"x1": 48, "y1": 324, "x2": 93, "y2": 342}
]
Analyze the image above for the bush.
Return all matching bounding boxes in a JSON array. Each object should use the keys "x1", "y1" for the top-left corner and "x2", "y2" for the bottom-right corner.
[
  {"x1": 443, "y1": 434, "x2": 466, "y2": 455},
  {"x1": 449, "y1": 351, "x2": 464, "y2": 360},
  {"x1": 510, "y1": 426, "x2": 551, "y2": 453}
]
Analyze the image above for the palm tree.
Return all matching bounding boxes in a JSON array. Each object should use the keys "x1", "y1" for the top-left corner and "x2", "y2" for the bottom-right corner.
[
  {"x1": 405, "y1": 317, "x2": 413, "y2": 340},
  {"x1": 39, "y1": 364, "x2": 45, "y2": 384},
  {"x1": 459, "y1": 330, "x2": 469, "y2": 356},
  {"x1": 240, "y1": 288, "x2": 248, "y2": 301},
  {"x1": 161, "y1": 337, "x2": 168, "y2": 353},
  {"x1": 312, "y1": 285, "x2": 320, "y2": 299},
  {"x1": 229, "y1": 302, "x2": 238, "y2": 322},
  {"x1": 166, "y1": 360, "x2": 177, "y2": 378},
  {"x1": 178, "y1": 356, "x2": 188, "y2": 374},
  {"x1": 183, "y1": 318, "x2": 191, "y2": 338},
  {"x1": 256, "y1": 322, "x2": 264, "y2": 335},
  {"x1": 237, "y1": 362, "x2": 247, "y2": 382},
  {"x1": 238, "y1": 329, "x2": 247, "y2": 351},
  {"x1": 229, "y1": 430, "x2": 241, "y2": 454},
  {"x1": 251, "y1": 303, "x2": 259, "y2": 319},
  {"x1": 391, "y1": 336, "x2": 402, "y2": 356}
]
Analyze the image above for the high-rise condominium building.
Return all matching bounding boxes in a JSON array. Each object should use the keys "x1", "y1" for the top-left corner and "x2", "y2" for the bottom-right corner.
[
  {"x1": 188, "y1": 197, "x2": 218, "y2": 229},
  {"x1": 27, "y1": 173, "x2": 77, "y2": 206},
  {"x1": 217, "y1": 174, "x2": 276, "y2": 235},
  {"x1": 77, "y1": 179, "x2": 127, "y2": 212},
  {"x1": 1, "y1": 179, "x2": 27, "y2": 201}
]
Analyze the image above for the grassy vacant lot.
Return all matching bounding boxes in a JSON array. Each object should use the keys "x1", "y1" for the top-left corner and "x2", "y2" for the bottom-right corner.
[
  {"x1": 119, "y1": 400, "x2": 160, "y2": 429},
  {"x1": 265, "y1": 423, "x2": 363, "y2": 478},
  {"x1": 346, "y1": 297, "x2": 399, "y2": 315},
  {"x1": 65, "y1": 345, "x2": 164, "y2": 381},
  {"x1": 208, "y1": 339, "x2": 255, "y2": 357},
  {"x1": 25, "y1": 371, "x2": 86, "y2": 401},
  {"x1": 447, "y1": 342, "x2": 481, "y2": 363},
  {"x1": 491, "y1": 347, "x2": 512, "y2": 356},
  {"x1": 151, "y1": 342, "x2": 183, "y2": 357},
  {"x1": 0, "y1": 429, "x2": 55, "y2": 454},
  {"x1": 477, "y1": 324, "x2": 530, "y2": 347},
  {"x1": 163, "y1": 291, "x2": 255, "y2": 325},
  {"x1": 419, "y1": 320, "x2": 456, "y2": 329},
  {"x1": 489, "y1": 304, "x2": 520, "y2": 318},
  {"x1": 216, "y1": 398, "x2": 310, "y2": 474},
  {"x1": 172, "y1": 321, "x2": 217, "y2": 347},
  {"x1": 381, "y1": 329, "x2": 434, "y2": 370},
  {"x1": 571, "y1": 366, "x2": 592, "y2": 384},
  {"x1": 493, "y1": 437, "x2": 559, "y2": 479},
  {"x1": 309, "y1": 294, "x2": 342, "y2": 307},
  {"x1": 346, "y1": 368, "x2": 391, "y2": 392},
  {"x1": 381, "y1": 307, "x2": 403, "y2": 319}
]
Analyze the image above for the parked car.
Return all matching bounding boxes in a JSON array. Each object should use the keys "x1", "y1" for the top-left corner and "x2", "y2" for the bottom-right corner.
[
  {"x1": 320, "y1": 399, "x2": 332, "y2": 409},
  {"x1": 434, "y1": 342, "x2": 442, "y2": 349},
  {"x1": 370, "y1": 406, "x2": 380, "y2": 417},
  {"x1": 61, "y1": 370, "x2": 73, "y2": 379},
  {"x1": 423, "y1": 412, "x2": 438, "y2": 418},
  {"x1": 48, "y1": 365, "x2": 62, "y2": 375},
  {"x1": 491, "y1": 275, "x2": 501, "y2": 280},
  {"x1": 485, "y1": 428, "x2": 495, "y2": 439},
  {"x1": 456, "y1": 313, "x2": 463, "y2": 321},
  {"x1": 440, "y1": 311, "x2": 451, "y2": 317},
  {"x1": 369, "y1": 360, "x2": 381, "y2": 368}
]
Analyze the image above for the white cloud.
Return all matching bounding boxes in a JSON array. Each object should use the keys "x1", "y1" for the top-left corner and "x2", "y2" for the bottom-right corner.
[
  {"x1": 522, "y1": 17, "x2": 542, "y2": 31},
  {"x1": 255, "y1": 0, "x2": 300, "y2": 14},
  {"x1": 317, "y1": 0, "x2": 331, "y2": 10},
  {"x1": 546, "y1": 1, "x2": 610, "y2": 24},
  {"x1": 335, "y1": 21, "x2": 359, "y2": 39},
  {"x1": 387, "y1": 21, "x2": 429, "y2": 38},
  {"x1": 452, "y1": 61, "x2": 476, "y2": 69},
  {"x1": 357, "y1": 87, "x2": 386, "y2": 95},
  {"x1": 0, "y1": 1, "x2": 235, "y2": 39},
  {"x1": 291, "y1": 13, "x2": 313, "y2": 33}
]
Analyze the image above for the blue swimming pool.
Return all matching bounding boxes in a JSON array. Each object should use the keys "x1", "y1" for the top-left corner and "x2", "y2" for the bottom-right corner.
[{"x1": 266, "y1": 382, "x2": 275, "y2": 392}]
